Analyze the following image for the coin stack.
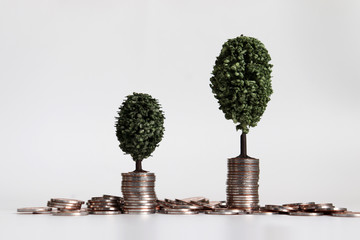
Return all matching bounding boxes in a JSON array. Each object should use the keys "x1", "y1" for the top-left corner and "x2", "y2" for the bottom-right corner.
[
  {"x1": 87, "y1": 195, "x2": 123, "y2": 215},
  {"x1": 227, "y1": 157, "x2": 260, "y2": 210},
  {"x1": 47, "y1": 198, "x2": 88, "y2": 216},
  {"x1": 121, "y1": 172, "x2": 157, "y2": 214}
]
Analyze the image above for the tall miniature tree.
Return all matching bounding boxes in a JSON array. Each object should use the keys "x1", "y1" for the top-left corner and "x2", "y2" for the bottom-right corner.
[
  {"x1": 115, "y1": 93, "x2": 165, "y2": 172},
  {"x1": 210, "y1": 35, "x2": 273, "y2": 158}
]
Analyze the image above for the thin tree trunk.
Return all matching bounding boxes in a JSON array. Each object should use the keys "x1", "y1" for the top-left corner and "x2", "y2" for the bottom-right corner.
[
  {"x1": 239, "y1": 132, "x2": 248, "y2": 158},
  {"x1": 134, "y1": 160, "x2": 145, "y2": 172}
]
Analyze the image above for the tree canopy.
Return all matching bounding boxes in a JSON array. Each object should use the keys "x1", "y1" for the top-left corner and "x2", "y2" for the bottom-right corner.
[
  {"x1": 210, "y1": 35, "x2": 273, "y2": 133},
  {"x1": 115, "y1": 93, "x2": 165, "y2": 161}
]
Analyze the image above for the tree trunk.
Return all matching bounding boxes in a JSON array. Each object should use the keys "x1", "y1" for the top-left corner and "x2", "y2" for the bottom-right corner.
[
  {"x1": 239, "y1": 132, "x2": 249, "y2": 158},
  {"x1": 134, "y1": 160, "x2": 147, "y2": 173}
]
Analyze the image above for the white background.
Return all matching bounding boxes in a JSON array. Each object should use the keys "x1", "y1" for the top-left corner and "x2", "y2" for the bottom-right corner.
[{"x1": 1, "y1": 0, "x2": 360, "y2": 239}]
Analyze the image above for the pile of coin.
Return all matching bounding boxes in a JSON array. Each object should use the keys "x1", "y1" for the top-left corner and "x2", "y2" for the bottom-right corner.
[
  {"x1": 47, "y1": 198, "x2": 88, "y2": 216},
  {"x1": 251, "y1": 202, "x2": 352, "y2": 217},
  {"x1": 122, "y1": 172, "x2": 157, "y2": 214},
  {"x1": 87, "y1": 195, "x2": 123, "y2": 215},
  {"x1": 227, "y1": 157, "x2": 260, "y2": 210},
  {"x1": 157, "y1": 197, "x2": 209, "y2": 215},
  {"x1": 17, "y1": 197, "x2": 360, "y2": 217}
]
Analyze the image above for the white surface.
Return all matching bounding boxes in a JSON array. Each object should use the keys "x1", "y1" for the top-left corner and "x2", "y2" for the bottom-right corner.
[
  {"x1": 1, "y1": 0, "x2": 360, "y2": 239},
  {"x1": 2, "y1": 210, "x2": 360, "y2": 240}
]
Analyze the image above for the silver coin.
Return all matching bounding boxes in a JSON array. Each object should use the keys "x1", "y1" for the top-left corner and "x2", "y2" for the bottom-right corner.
[
  {"x1": 88, "y1": 207, "x2": 120, "y2": 211},
  {"x1": 180, "y1": 197, "x2": 209, "y2": 203},
  {"x1": 124, "y1": 203, "x2": 156, "y2": 207},
  {"x1": 52, "y1": 211, "x2": 89, "y2": 216},
  {"x1": 123, "y1": 210, "x2": 155, "y2": 213},
  {"x1": 171, "y1": 204, "x2": 203, "y2": 210},
  {"x1": 48, "y1": 201, "x2": 82, "y2": 206},
  {"x1": 332, "y1": 212, "x2": 360, "y2": 217},
  {"x1": 227, "y1": 169, "x2": 259, "y2": 173},
  {"x1": 122, "y1": 182, "x2": 155, "y2": 187},
  {"x1": 122, "y1": 185, "x2": 155, "y2": 189},
  {"x1": 87, "y1": 203, "x2": 120, "y2": 207},
  {"x1": 228, "y1": 203, "x2": 259, "y2": 208},
  {"x1": 17, "y1": 207, "x2": 52, "y2": 213},
  {"x1": 123, "y1": 211, "x2": 156, "y2": 214},
  {"x1": 121, "y1": 188, "x2": 155, "y2": 192},
  {"x1": 122, "y1": 171, "x2": 155, "y2": 175},
  {"x1": 227, "y1": 187, "x2": 259, "y2": 190},
  {"x1": 250, "y1": 211, "x2": 278, "y2": 215},
  {"x1": 122, "y1": 190, "x2": 156, "y2": 194},
  {"x1": 228, "y1": 195, "x2": 259, "y2": 198},
  {"x1": 290, "y1": 212, "x2": 323, "y2": 216},
  {"x1": 283, "y1": 203, "x2": 303, "y2": 206},
  {"x1": 102, "y1": 195, "x2": 122, "y2": 200},
  {"x1": 88, "y1": 199, "x2": 119, "y2": 204},
  {"x1": 122, "y1": 178, "x2": 156, "y2": 182},
  {"x1": 89, "y1": 211, "x2": 122, "y2": 215},
  {"x1": 227, "y1": 185, "x2": 259, "y2": 189},
  {"x1": 205, "y1": 210, "x2": 241, "y2": 215},
  {"x1": 227, "y1": 191, "x2": 259, "y2": 194},
  {"x1": 51, "y1": 198, "x2": 85, "y2": 204},
  {"x1": 124, "y1": 198, "x2": 157, "y2": 202},
  {"x1": 125, "y1": 200, "x2": 156, "y2": 204},
  {"x1": 161, "y1": 211, "x2": 199, "y2": 215},
  {"x1": 327, "y1": 207, "x2": 347, "y2": 213},
  {"x1": 48, "y1": 203, "x2": 81, "y2": 210},
  {"x1": 228, "y1": 158, "x2": 259, "y2": 162},
  {"x1": 123, "y1": 207, "x2": 155, "y2": 210},
  {"x1": 227, "y1": 180, "x2": 259, "y2": 184},
  {"x1": 121, "y1": 186, "x2": 155, "y2": 190},
  {"x1": 122, "y1": 174, "x2": 155, "y2": 178},
  {"x1": 227, "y1": 177, "x2": 259, "y2": 181},
  {"x1": 227, "y1": 172, "x2": 259, "y2": 175},
  {"x1": 124, "y1": 196, "x2": 157, "y2": 200},
  {"x1": 55, "y1": 208, "x2": 88, "y2": 213}
]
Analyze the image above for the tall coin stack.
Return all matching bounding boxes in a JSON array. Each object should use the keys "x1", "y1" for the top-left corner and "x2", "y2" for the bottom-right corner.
[
  {"x1": 121, "y1": 172, "x2": 157, "y2": 214},
  {"x1": 227, "y1": 157, "x2": 260, "y2": 210}
]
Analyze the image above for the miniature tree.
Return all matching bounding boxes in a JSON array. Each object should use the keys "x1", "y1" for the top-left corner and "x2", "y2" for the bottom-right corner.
[
  {"x1": 115, "y1": 93, "x2": 165, "y2": 172},
  {"x1": 210, "y1": 35, "x2": 273, "y2": 158}
]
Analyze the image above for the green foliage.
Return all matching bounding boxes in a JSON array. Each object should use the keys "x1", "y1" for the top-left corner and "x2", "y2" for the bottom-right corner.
[
  {"x1": 115, "y1": 93, "x2": 165, "y2": 162},
  {"x1": 210, "y1": 35, "x2": 273, "y2": 133}
]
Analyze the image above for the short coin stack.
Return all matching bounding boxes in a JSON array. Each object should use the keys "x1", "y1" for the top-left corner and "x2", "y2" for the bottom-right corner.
[
  {"x1": 227, "y1": 157, "x2": 260, "y2": 210},
  {"x1": 122, "y1": 172, "x2": 157, "y2": 214},
  {"x1": 87, "y1": 195, "x2": 123, "y2": 215},
  {"x1": 47, "y1": 198, "x2": 88, "y2": 216}
]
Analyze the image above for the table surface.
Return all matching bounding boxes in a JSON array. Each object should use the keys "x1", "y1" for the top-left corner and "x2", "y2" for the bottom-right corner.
[{"x1": 2, "y1": 210, "x2": 360, "y2": 240}]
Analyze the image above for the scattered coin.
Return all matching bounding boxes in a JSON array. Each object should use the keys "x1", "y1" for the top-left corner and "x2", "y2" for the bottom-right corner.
[
  {"x1": 332, "y1": 212, "x2": 360, "y2": 217},
  {"x1": 289, "y1": 212, "x2": 323, "y2": 216},
  {"x1": 52, "y1": 210, "x2": 89, "y2": 216},
  {"x1": 17, "y1": 207, "x2": 52, "y2": 214},
  {"x1": 89, "y1": 211, "x2": 122, "y2": 215}
]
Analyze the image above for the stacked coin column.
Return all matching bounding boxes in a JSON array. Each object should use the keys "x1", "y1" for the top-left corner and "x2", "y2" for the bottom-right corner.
[
  {"x1": 226, "y1": 157, "x2": 259, "y2": 210},
  {"x1": 121, "y1": 172, "x2": 157, "y2": 214}
]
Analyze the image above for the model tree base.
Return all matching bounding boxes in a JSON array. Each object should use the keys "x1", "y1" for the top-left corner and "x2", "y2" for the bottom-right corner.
[{"x1": 121, "y1": 172, "x2": 157, "y2": 214}]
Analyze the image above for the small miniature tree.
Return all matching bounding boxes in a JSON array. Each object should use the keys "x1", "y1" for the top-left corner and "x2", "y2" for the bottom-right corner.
[
  {"x1": 115, "y1": 93, "x2": 165, "y2": 172},
  {"x1": 210, "y1": 35, "x2": 273, "y2": 158}
]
